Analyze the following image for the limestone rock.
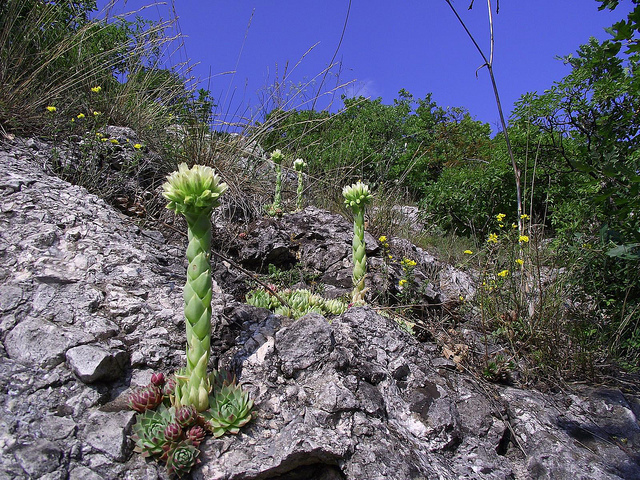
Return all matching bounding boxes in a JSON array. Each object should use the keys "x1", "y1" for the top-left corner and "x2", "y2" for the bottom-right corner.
[
  {"x1": 66, "y1": 344, "x2": 129, "y2": 383},
  {"x1": 0, "y1": 140, "x2": 638, "y2": 480}
]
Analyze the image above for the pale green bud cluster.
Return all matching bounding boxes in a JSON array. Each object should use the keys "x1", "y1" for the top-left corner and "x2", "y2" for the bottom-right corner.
[
  {"x1": 293, "y1": 158, "x2": 306, "y2": 172},
  {"x1": 271, "y1": 149, "x2": 284, "y2": 165},
  {"x1": 343, "y1": 181, "x2": 373, "y2": 304},
  {"x1": 342, "y1": 181, "x2": 373, "y2": 212},
  {"x1": 294, "y1": 158, "x2": 307, "y2": 211},
  {"x1": 162, "y1": 163, "x2": 228, "y2": 214}
]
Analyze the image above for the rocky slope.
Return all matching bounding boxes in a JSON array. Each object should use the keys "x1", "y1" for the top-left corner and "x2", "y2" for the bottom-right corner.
[{"x1": 0, "y1": 139, "x2": 639, "y2": 479}]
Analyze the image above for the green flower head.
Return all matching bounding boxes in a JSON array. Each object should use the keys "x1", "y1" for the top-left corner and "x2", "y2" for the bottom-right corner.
[
  {"x1": 342, "y1": 181, "x2": 373, "y2": 211},
  {"x1": 163, "y1": 163, "x2": 228, "y2": 214},
  {"x1": 271, "y1": 149, "x2": 284, "y2": 165},
  {"x1": 293, "y1": 158, "x2": 307, "y2": 172}
]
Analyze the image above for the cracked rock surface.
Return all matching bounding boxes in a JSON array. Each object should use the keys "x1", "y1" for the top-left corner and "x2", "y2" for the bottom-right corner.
[{"x1": 0, "y1": 141, "x2": 638, "y2": 479}]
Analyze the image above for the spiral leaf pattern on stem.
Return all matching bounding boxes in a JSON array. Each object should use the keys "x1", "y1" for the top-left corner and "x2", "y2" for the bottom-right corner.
[
  {"x1": 342, "y1": 181, "x2": 373, "y2": 304},
  {"x1": 162, "y1": 163, "x2": 227, "y2": 412}
]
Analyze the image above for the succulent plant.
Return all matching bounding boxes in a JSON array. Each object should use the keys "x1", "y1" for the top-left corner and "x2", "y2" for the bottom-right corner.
[
  {"x1": 202, "y1": 383, "x2": 254, "y2": 437},
  {"x1": 128, "y1": 384, "x2": 164, "y2": 413},
  {"x1": 209, "y1": 368, "x2": 236, "y2": 392},
  {"x1": 342, "y1": 181, "x2": 373, "y2": 304},
  {"x1": 270, "y1": 149, "x2": 284, "y2": 212},
  {"x1": 131, "y1": 404, "x2": 173, "y2": 458},
  {"x1": 162, "y1": 163, "x2": 227, "y2": 411},
  {"x1": 150, "y1": 372, "x2": 165, "y2": 387},
  {"x1": 165, "y1": 439, "x2": 200, "y2": 478},
  {"x1": 164, "y1": 422, "x2": 183, "y2": 443},
  {"x1": 293, "y1": 158, "x2": 307, "y2": 211},
  {"x1": 163, "y1": 376, "x2": 177, "y2": 398},
  {"x1": 175, "y1": 405, "x2": 198, "y2": 428},
  {"x1": 186, "y1": 425, "x2": 207, "y2": 446}
]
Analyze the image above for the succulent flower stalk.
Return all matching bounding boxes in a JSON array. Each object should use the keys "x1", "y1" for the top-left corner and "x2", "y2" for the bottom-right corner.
[
  {"x1": 163, "y1": 163, "x2": 228, "y2": 411},
  {"x1": 271, "y1": 149, "x2": 284, "y2": 211},
  {"x1": 342, "y1": 181, "x2": 373, "y2": 304},
  {"x1": 293, "y1": 158, "x2": 306, "y2": 211}
]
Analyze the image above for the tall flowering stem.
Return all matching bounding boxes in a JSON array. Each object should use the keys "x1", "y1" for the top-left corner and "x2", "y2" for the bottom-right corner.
[
  {"x1": 343, "y1": 181, "x2": 373, "y2": 304},
  {"x1": 271, "y1": 149, "x2": 284, "y2": 211},
  {"x1": 293, "y1": 158, "x2": 306, "y2": 211},
  {"x1": 162, "y1": 163, "x2": 227, "y2": 411}
]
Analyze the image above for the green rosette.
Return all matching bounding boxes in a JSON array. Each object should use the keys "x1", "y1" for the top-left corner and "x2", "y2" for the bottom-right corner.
[
  {"x1": 163, "y1": 163, "x2": 227, "y2": 411},
  {"x1": 342, "y1": 181, "x2": 373, "y2": 304}
]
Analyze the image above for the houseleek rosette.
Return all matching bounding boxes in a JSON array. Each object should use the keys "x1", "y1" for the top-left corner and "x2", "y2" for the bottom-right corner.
[
  {"x1": 271, "y1": 149, "x2": 284, "y2": 211},
  {"x1": 163, "y1": 163, "x2": 228, "y2": 411},
  {"x1": 343, "y1": 181, "x2": 373, "y2": 304},
  {"x1": 293, "y1": 158, "x2": 307, "y2": 211}
]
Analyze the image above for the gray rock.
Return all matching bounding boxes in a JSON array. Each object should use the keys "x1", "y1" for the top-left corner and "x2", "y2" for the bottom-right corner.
[
  {"x1": 0, "y1": 140, "x2": 638, "y2": 480},
  {"x1": 84, "y1": 410, "x2": 136, "y2": 462},
  {"x1": 4, "y1": 317, "x2": 94, "y2": 367},
  {"x1": 13, "y1": 439, "x2": 62, "y2": 478},
  {"x1": 66, "y1": 344, "x2": 128, "y2": 383}
]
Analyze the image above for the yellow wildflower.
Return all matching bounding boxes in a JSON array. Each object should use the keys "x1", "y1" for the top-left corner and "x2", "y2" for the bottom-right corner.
[
  {"x1": 496, "y1": 213, "x2": 506, "y2": 222},
  {"x1": 399, "y1": 279, "x2": 408, "y2": 287},
  {"x1": 515, "y1": 258, "x2": 524, "y2": 266},
  {"x1": 93, "y1": 111, "x2": 101, "y2": 116},
  {"x1": 388, "y1": 255, "x2": 393, "y2": 260},
  {"x1": 520, "y1": 214, "x2": 530, "y2": 220},
  {"x1": 487, "y1": 233, "x2": 498, "y2": 244},
  {"x1": 91, "y1": 86, "x2": 102, "y2": 93},
  {"x1": 100, "y1": 138, "x2": 108, "y2": 142},
  {"x1": 464, "y1": 250, "x2": 473, "y2": 255},
  {"x1": 401, "y1": 258, "x2": 417, "y2": 267},
  {"x1": 379, "y1": 235, "x2": 387, "y2": 243},
  {"x1": 46, "y1": 106, "x2": 56, "y2": 113},
  {"x1": 512, "y1": 223, "x2": 518, "y2": 229},
  {"x1": 133, "y1": 143, "x2": 142, "y2": 150},
  {"x1": 110, "y1": 139, "x2": 119, "y2": 145},
  {"x1": 497, "y1": 269, "x2": 509, "y2": 278},
  {"x1": 519, "y1": 235, "x2": 529, "y2": 243},
  {"x1": 77, "y1": 113, "x2": 85, "y2": 119}
]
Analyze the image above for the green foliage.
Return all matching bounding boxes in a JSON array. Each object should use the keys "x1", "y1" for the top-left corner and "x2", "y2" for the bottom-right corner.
[
  {"x1": 258, "y1": 90, "x2": 492, "y2": 200},
  {"x1": 129, "y1": 370, "x2": 250, "y2": 478},
  {"x1": 245, "y1": 288, "x2": 348, "y2": 319}
]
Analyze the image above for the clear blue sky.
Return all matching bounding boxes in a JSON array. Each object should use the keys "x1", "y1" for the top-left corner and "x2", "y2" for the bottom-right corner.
[{"x1": 99, "y1": 1, "x2": 631, "y2": 132}]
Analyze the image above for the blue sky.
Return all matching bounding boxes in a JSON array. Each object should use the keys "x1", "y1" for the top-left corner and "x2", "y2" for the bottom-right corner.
[{"x1": 100, "y1": 1, "x2": 631, "y2": 132}]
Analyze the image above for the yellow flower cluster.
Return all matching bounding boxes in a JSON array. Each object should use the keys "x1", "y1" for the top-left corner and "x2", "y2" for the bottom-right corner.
[
  {"x1": 464, "y1": 249, "x2": 473, "y2": 255},
  {"x1": 401, "y1": 258, "x2": 417, "y2": 267},
  {"x1": 519, "y1": 235, "x2": 529, "y2": 243},
  {"x1": 497, "y1": 269, "x2": 509, "y2": 278},
  {"x1": 487, "y1": 233, "x2": 498, "y2": 244},
  {"x1": 91, "y1": 86, "x2": 102, "y2": 93},
  {"x1": 46, "y1": 106, "x2": 56, "y2": 113},
  {"x1": 496, "y1": 213, "x2": 506, "y2": 222}
]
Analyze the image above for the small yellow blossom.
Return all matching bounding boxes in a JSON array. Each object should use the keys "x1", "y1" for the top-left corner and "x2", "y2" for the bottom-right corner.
[
  {"x1": 487, "y1": 233, "x2": 498, "y2": 244},
  {"x1": 77, "y1": 113, "x2": 85, "y2": 119},
  {"x1": 93, "y1": 111, "x2": 101, "y2": 116},
  {"x1": 520, "y1": 214, "x2": 530, "y2": 220},
  {"x1": 401, "y1": 258, "x2": 417, "y2": 267},
  {"x1": 379, "y1": 235, "x2": 387, "y2": 243},
  {"x1": 46, "y1": 106, "x2": 56, "y2": 113},
  {"x1": 91, "y1": 86, "x2": 102, "y2": 93},
  {"x1": 519, "y1": 235, "x2": 529, "y2": 243},
  {"x1": 497, "y1": 269, "x2": 509, "y2": 278},
  {"x1": 133, "y1": 143, "x2": 142, "y2": 150},
  {"x1": 512, "y1": 223, "x2": 518, "y2": 229},
  {"x1": 515, "y1": 258, "x2": 524, "y2": 266},
  {"x1": 110, "y1": 139, "x2": 119, "y2": 145},
  {"x1": 464, "y1": 250, "x2": 473, "y2": 255},
  {"x1": 399, "y1": 279, "x2": 408, "y2": 287},
  {"x1": 496, "y1": 213, "x2": 506, "y2": 222},
  {"x1": 459, "y1": 295, "x2": 465, "y2": 302},
  {"x1": 100, "y1": 138, "x2": 108, "y2": 142},
  {"x1": 96, "y1": 132, "x2": 103, "y2": 138},
  {"x1": 388, "y1": 255, "x2": 393, "y2": 260}
]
